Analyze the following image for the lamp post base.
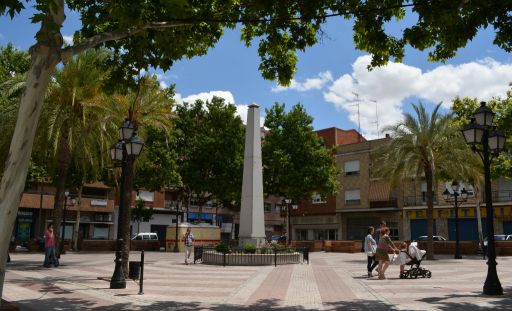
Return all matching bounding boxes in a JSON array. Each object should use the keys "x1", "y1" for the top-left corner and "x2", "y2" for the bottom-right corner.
[
  {"x1": 483, "y1": 261, "x2": 503, "y2": 295},
  {"x1": 173, "y1": 244, "x2": 179, "y2": 253},
  {"x1": 454, "y1": 254, "x2": 462, "y2": 259},
  {"x1": 110, "y1": 239, "x2": 126, "y2": 289}
]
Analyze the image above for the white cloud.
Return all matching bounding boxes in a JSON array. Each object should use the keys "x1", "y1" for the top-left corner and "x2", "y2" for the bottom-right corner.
[
  {"x1": 181, "y1": 90, "x2": 235, "y2": 105},
  {"x1": 63, "y1": 35, "x2": 73, "y2": 45},
  {"x1": 176, "y1": 90, "x2": 264, "y2": 125},
  {"x1": 272, "y1": 71, "x2": 333, "y2": 92},
  {"x1": 323, "y1": 55, "x2": 512, "y2": 139}
]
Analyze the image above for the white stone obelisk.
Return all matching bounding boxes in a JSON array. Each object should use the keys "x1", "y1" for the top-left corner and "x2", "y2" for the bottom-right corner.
[{"x1": 239, "y1": 104, "x2": 266, "y2": 247}]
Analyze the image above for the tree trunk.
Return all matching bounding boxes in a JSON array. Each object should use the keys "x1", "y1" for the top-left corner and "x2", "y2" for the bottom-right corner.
[
  {"x1": 0, "y1": 1, "x2": 64, "y2": 301},
  {"x1": 72, "y1": 187, "x2": 83, "y2": 251},
  {"x1": 52, "y1": 127, "x2": 72, "y2": 257},
  {"x1": 122, "y1": 158, "x2": 134, "y2": 278},
  {"x1": 425, "y1": 166, "x2": 435, "y2": 260}
]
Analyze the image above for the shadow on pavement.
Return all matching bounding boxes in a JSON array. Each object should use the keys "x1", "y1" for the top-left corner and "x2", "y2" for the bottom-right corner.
[
  {"x1": 13, "y1": 298, "x2": 397, "y2": 311},
  {"x1": 416, "y1": 289, "x2": 512, "y2": 310}
]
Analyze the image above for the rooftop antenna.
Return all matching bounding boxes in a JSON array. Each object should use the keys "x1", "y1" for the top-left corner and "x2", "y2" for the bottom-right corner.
[
  {"x1": 369, "y1": 99, "x2": 378, "y2": 138},
  {"x1": 351, "y1": 92, "x2": 361, "y2": 141}
]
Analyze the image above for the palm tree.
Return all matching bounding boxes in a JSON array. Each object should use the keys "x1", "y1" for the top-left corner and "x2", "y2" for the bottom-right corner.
[
  {"x1": 41, "y1": 49, "x2": 111, "y2": 254},
  {"x1": 102, "y1": 75, "x2": 173, "y2": 276},
  {"x1": 373, "y1": 102, "x2": 473, "y2": 259}
]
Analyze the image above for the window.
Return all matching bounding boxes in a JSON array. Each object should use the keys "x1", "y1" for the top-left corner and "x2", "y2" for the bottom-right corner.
[
  {"x1": 264, "y1": 202, "x2": 272, "y2": 212},
  {"x1": 313, "y1": 229, "x2": 338, "y2": 240},
  {"x1": 205, "y1": 200, "x2": 213, "y2": 209},
  {"x1": 311, "y1": 192, "x2": 327, "y2": 204},
  {"x1": 137, "y1": 190, "x2": 154, "y2": 202},
  {"x1": 344, "y1": 160, "x2": 360, "y2": 176},
  {"x1": 275, "y1": 204, "x2": 281, "y2": 213},
  {"x1": 296, "y1": 229, "x2": 308, "y2": 240},
  {"x1": 93, "y1": 225, "x2": 109, "y2": 239},
  {"x1": 345, "y1": 189, "x2": 360, "y2": 205},
  {"x1": 387, "y1": 221, "x2": 399, "y2": 240}
]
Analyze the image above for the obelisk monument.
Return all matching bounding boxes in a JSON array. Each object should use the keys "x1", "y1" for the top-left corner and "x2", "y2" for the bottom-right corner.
[{"x1": 239, "y1": 104, "x2": 266, "y2": 247}]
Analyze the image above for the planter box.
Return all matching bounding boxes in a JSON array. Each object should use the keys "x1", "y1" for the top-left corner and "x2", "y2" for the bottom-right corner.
[{"x1": 202, "y1": 251, "x2": 301, "y2": 266}]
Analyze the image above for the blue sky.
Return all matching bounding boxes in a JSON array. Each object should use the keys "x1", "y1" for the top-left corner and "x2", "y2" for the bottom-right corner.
[{"x1": 2, "y1": 7, "x2": 512, "y2": 139}]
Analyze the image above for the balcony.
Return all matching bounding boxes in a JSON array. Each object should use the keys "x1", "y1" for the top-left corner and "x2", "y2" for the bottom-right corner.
[
  {"x1": 491, "y1": 190, "x2": 512, "y2": 203},
  {"x1": 403, "y1": 195, "x2": 438, "y2": 207},
  {"x1": 19, "y1": 193, "x2": 114, "y2": 212},
  {"x1": 369, "y1": 198, "x2": 398, "y2": 209}
]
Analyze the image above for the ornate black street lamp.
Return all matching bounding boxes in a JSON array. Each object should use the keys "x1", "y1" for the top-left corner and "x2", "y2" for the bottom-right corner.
[
  {"x1": 462, "y1": 101, "x2": 506, "y2": 295},
  {"x1": 109, "y1": 119, "x2": 144, "y2": 289},
  {"x1": 443, "y1": 182, "x2": 468, "y2": 259}
]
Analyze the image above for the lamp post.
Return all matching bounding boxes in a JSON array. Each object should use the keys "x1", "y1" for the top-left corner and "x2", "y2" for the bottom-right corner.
[
  {"x1": 443, "y1": 182, "x2": 468, "y2": 259},
  {"x1": 283, "y1": 199, "x2": 291, "y2": 244},
  {"x1": 109, "y1": 119, "x2": 144, "y2": 289},
  {"x1": 462, "y1": 101, "x2": 506, "y2": 296},
  {"x1": 173, "y1": 202, "x2": 185, "y2": 253},
  {"x1": 290, "y1": 203, "x2": 298, "y2": 244},
  {"x1": 59, "y1": 190, "x2": 75, "y2": 256}
]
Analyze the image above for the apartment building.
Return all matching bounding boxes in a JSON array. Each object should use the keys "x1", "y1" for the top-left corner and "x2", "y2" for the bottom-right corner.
[
  {"x1": 290, "y1": 127, "x2": 365, "y2": 241},
  {"x1": 14, "y1": 182, "x2": 115, "y2": 244},
  {"x1": 335, "y1": 136, "x2": 404, "y2": 240},
  {"x1": 335, "y1": 135, "x2": 512, "y2": 242},
  {"x1": 402, "y1": 178, "x2": 512, "y2": 240}
]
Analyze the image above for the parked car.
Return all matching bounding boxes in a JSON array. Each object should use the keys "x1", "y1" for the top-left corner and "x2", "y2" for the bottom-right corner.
[
  {"x1": 267, "y1": 235, "x2": 286, "y2": 244},
  {"x1": 414, "y1": 235, "x2": 446, "y2": 242},
  {"x1": 483, "y1": 234, "x2": 512, "y2": 247},
  {"x1": 132, "y1": 233, "x2": 159, "y2": 241}
]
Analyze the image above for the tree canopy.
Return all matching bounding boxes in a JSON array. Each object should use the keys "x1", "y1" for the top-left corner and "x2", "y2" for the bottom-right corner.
[
  {"x1": 174, "y1": 96, "x2": 245, "y2": 212},
  {"x1": 262, "y1": 103, "x2": 340, "y2": 202},
  {"x1": 451, "y1": 95, "x2": 512, "y2": 178}
]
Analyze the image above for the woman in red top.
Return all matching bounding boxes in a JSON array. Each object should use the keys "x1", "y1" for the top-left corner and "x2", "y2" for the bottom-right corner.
[{"x1": 43, "y1": 224, "x2": 59, "y2": 267}]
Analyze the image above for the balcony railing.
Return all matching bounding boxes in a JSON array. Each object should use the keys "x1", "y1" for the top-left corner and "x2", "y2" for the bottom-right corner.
[
  {"x1": 491, "y1": 190, "x2": 512, "y2": 202},
  {"x1": 369, "y1": 199, "x2": 398, "y2": 208},
  {"x1": 403, "y1": 195, "x2": 438, "y2": 207}
]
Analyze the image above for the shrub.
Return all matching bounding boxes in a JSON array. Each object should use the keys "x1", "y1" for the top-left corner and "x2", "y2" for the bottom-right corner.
[
  {"x1": 243, "y1": 243, "x2": 257, "y2": 254},
  {"x1": 215, "y1": 242, "x2": 229, "y2": 254}
]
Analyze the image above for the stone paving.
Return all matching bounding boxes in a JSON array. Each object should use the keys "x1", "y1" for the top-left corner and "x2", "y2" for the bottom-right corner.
[{"x1": 3, "y1": 251, "x2": 512, "y2": 310}]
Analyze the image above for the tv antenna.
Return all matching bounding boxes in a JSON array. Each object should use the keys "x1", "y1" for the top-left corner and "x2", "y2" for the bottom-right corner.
[{"x1": 351, "y1": 92, "x2": 361, "y2": 141}]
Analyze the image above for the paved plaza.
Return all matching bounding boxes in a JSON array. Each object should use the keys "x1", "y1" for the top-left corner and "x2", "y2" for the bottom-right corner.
[{"x1": 3, "y1": 251, "x2": 512, "y2": 310}]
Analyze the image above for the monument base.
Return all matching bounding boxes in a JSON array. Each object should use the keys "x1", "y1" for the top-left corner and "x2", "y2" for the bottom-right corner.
[{"x1": 239, "y1": 237, "x2": 266, "y2": 247}]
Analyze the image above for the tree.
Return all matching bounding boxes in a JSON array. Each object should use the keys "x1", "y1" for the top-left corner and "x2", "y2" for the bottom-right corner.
[
  {"x1": 103, "y1": 75, "x2": 173, "y2": 277},
  {"x1": 262, "y1": 103, "x2": 340, "y2": 202},
  {"x1": 372, "y1": 102, "x2": 475, "y2": 259},
  {"x1": 451, "y1": 96, "x2": 512, "y2": 178},
  {"x1": 351, "y1": 1, "x2": 512, "y2": 68},
  {"x1": 0, "y1": 44, "x2": 30, "y2": 173},
  {"x1": 131, "y1": 199, "x2": 154, "y2": 235},
  {"x1": 40, "y1": 49, "x2": 111, "y2": 256},
  {"x1": 174, "y1": 97, "x2": 245, "y2": 220}
]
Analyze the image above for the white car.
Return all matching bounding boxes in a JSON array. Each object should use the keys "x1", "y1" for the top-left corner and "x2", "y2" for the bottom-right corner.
[
  {"x1": 413, "y1": 235, "x2": 446, "y2": 242},
  {"x1": 483, "y1": 235, "x2": 512, "y2": 247},
  {"x1": 131, "y1": 232, "x2": 159, "y2": 241}
]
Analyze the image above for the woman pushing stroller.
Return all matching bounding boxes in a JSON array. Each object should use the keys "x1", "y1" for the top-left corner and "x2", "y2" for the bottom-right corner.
[{"x1": 375, "y1": 227, "x2": 399, "y2": 280}]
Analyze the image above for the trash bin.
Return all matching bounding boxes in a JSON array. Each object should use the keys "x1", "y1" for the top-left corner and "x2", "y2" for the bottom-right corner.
[{"x1": 129, "y1": 261, "x2": 141, "y2": 279}]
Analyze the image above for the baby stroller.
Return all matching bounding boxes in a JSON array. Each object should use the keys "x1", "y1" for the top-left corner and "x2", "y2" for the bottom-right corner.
[{"x1": 399, "y1": 242, "x2": 432, "y2": 279}]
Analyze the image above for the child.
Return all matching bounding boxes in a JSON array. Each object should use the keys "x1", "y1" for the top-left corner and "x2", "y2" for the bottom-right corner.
[{"x1": 398, "y1": 242, "x2": 409, "y2": 278}]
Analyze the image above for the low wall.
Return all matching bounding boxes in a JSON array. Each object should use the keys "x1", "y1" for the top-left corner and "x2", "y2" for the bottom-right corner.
[
  {"x1": 290, "y1": 240, "x2": 510, "y2": 256},
  {"x1": 416, "y1": 241, "x2": 479, "y2": 255},
  {"x1": 77, "y1": 240, "x2": 160, "y2": 251}
]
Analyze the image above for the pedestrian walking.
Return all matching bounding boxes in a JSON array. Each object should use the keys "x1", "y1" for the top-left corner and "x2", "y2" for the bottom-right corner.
[
  {"x1": 43, "y1": 224, "x2": 59, "y2": 267},
  {"x1": 364, "y1": 226, "x2": 378, "y2": 277},
  {"x1": 182, "y1": 227, "x2": 194, "y2": 265},
  {"x1": 375, "y1": 227, "x2": 398, "y2": 280}
]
